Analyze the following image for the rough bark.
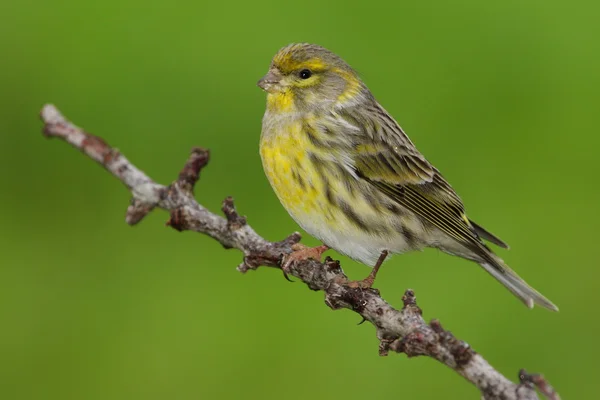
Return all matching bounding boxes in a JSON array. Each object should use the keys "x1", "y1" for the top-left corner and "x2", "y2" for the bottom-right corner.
[{"x1": 40, "y1": 104, "x2": 560, "y2": 400}]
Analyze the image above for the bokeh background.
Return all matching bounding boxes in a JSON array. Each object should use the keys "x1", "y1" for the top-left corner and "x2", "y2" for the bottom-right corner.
[{"x1": 1, "y1": 0, "x2": 598, "y2": 398}]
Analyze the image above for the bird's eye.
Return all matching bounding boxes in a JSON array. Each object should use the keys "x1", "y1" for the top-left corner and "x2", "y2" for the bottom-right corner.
[{"x1": 299, "y1": 69, "x2": 312, "y2": 79}]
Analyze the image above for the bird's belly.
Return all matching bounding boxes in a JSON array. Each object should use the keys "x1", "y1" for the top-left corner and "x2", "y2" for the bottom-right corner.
[
  {"x1": 296, "y1": 211, "x2": 418, "y2": 266},
  {"x1": 260, "y1": 131, "x2": 427, "y2": 266}
]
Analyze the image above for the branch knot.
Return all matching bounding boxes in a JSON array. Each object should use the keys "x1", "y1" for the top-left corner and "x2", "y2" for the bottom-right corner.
[{"x1": 166, "y1": 208, "x2": 187, "y2": 232}]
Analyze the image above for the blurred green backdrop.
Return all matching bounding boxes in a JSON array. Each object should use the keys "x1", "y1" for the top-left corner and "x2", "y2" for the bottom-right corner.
[{"x1": 1, "y1": 0, "x2": 598, "y2": 398}]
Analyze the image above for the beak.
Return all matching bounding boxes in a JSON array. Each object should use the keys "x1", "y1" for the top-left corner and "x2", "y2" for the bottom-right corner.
[{"x1": 257, "y1": 69, "x2": 282, "y2": 92}]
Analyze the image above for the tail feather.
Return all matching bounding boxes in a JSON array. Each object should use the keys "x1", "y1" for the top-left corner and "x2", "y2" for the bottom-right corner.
[
  {"x1": 480, "y1": 256, "x2": 558, "y2": 311},
  {"x1": 470, "y1": 219, "x2": 510, "y2": 249}
]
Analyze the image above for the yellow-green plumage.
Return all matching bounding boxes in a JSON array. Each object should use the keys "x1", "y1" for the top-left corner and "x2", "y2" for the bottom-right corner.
[{"x1": 258, "y1": 43, "x2": 557, "y2": 311}]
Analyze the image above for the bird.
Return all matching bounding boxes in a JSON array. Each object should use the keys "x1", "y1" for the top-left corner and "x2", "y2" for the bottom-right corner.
[{"x1": 257, "y1": 43, "x2": 557, "y2": 311}]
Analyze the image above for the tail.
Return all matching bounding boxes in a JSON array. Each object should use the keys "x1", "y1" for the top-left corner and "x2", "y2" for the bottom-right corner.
[
  {"x1": 469, "y1": 219, "x2": 510, "y2": 249},
  {"x1": 480, "y1": 255, "x2": 558, "y2": 311}
]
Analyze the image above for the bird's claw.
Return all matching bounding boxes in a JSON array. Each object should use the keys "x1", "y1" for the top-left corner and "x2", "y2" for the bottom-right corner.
[
  {"x1": 346, "y1": 276, "x2": 376, "y2": 290},
  {"x1": 282, "y1": 268, "x2": 294, "y2": 282},
  {"x1": 280, "y1": 244, "x2": 329, "y2": 281}
]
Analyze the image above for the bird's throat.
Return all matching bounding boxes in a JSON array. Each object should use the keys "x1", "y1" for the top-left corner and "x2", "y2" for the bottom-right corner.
[{"x1": 267, "y1": 90, "x2": 295, "y2": 113}]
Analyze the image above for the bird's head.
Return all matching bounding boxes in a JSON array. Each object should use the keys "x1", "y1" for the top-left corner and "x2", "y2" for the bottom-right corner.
[{"x1": 258, "y1": 43, "x2": 368, "y2": 112}]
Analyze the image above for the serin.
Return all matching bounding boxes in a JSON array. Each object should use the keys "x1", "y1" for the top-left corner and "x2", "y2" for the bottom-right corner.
[{"x1": 258, "y1": 43, "x2": 557, "y2": 311}]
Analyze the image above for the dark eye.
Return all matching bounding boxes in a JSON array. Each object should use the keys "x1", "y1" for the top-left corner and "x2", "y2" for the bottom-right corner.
[{"x1": 299, "y1": 69, "x2": 312, "y2": 79}]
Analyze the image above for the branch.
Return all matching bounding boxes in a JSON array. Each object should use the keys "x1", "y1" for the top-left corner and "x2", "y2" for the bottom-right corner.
[{"x1": 40, "y1": 104, "x2": 559, "y2": 400}]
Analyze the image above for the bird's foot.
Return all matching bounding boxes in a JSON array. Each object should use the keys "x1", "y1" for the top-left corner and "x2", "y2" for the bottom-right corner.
[
  {"x1": 281, "y1": 244, "x2": 329, "y2": 279},
  {"x1": 346, "y1": 274, "x2": 376, "y2": 289},
  {"x1": 346, "y1": 250, "x2": 389, "y2": 289}
]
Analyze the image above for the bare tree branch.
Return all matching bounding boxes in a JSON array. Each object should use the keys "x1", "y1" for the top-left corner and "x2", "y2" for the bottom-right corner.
[{"x1": 40, "y1": 104, "x2": 559, "y2": 400}]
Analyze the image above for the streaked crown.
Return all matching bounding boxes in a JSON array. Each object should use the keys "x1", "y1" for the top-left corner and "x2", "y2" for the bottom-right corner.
[
  {"x1": 271, "y1": 43, "x2": 354, "y2": 74},
  {"x1": 258, "y1": 43, "x2": 369, "y2": 111}
]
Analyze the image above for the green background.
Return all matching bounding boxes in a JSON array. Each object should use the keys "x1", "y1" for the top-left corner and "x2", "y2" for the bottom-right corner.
[{"x1": 1, "y1": 0, "x2": 598, "y2": 398}]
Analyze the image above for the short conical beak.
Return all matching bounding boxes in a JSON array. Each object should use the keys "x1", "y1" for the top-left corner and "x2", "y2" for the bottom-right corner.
[{"x1": 257, "y1": 69, "x2": 282, "y2": 92}]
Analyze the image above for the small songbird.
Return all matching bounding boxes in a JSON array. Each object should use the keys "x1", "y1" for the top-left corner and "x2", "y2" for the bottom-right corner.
[{"x1": 257, "y1": 43, "x2": 557, "y2": 311}]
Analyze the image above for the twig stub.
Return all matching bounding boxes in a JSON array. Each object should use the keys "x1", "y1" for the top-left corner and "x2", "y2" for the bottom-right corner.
[
  {"x1": 178, "y1": 147, "x2": 210, "y2": 191},
  {"x1": 520, "y1": 370, "x2": 561, "y2": 400},
  {"x1": 222, "y1": 196, "x2": 247, "y2": 229}
]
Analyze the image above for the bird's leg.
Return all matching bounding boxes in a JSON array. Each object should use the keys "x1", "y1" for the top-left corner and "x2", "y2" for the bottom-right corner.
[
  {"x1": 347, "y1": 250, "x2": 389, "y2": 289},
  {"x1": 281, "y1": 244, "x2": 330, "y2": 278}
]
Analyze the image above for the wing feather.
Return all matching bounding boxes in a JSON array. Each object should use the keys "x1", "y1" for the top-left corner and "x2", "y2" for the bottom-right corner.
[{"x1": 340, "y1": 104, "x2": 492, "y2": 250}]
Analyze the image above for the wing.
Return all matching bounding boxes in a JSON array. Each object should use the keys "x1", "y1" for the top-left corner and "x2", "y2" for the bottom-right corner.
[{"x1": 338, "y1": 104, "x2": 492, "y2": 250}]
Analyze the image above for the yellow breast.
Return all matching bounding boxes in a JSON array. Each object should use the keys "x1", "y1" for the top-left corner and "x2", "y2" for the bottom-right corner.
[{"x1": 260, "y1": 120, "x2": 321, "y2": 216}]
